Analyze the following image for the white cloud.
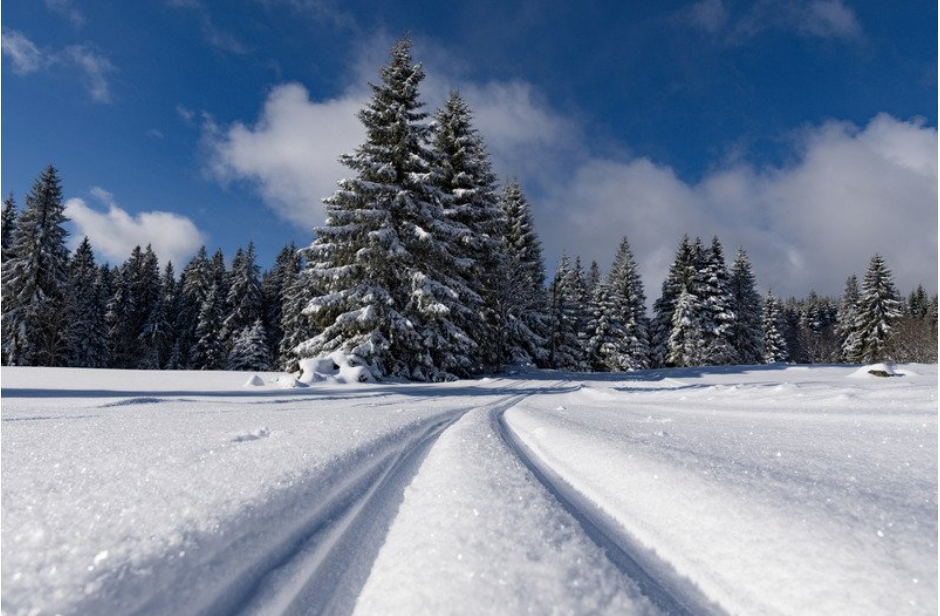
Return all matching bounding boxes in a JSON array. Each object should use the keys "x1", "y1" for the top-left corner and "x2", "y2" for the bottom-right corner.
[
  {"x1": 44, "y1": 0, "x2": 85, "y2": 28},
  {"x1": 203, "y1": 38, "x2": 935, "y2": 300},
  {"x1": 541, "y1": 114, "x2": 937, "y2": 299},
  {"x1": 2, "y1": 28, "x2": 45, "y2": 74},
  {"x1": 204, "y1": 83, "x2": 366, "y2": 229},
  {"x1": 685, "y1": 0, "x2": 863, "y2": 42},
  {"x1": 64, "y1": 45, "x2": 116, "y2": 103},
  {"x1": 1, "y1": 29, "x2": 116, "y2": 103},
  {"x1": 66, "y1": 188, "x2": 206, "y2": 266}
]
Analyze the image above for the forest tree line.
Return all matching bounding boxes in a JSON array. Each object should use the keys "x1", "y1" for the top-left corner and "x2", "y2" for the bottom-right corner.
[{"x1": 2, "y1": 39, "x2": 936, "y2": 379}]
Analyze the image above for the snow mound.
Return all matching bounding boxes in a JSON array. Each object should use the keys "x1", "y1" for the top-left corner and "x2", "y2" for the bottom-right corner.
[
  {"x1": 243, "y1": 375, "x2": 265, "y2": 387},
  {"x1": 275, "y1": 375, "x2": 306, "y2": 388},
  {"x1": 848, "y1": 363, "x2": 900, "y2": 379},
  {"x1": 298, "y1": 352, "x2": 376, "y2": 385}
]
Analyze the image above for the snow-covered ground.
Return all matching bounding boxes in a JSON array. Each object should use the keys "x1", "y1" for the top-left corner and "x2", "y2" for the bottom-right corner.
[{"x1": 2, "y1": 364, "x2": 936, "y2": 615}]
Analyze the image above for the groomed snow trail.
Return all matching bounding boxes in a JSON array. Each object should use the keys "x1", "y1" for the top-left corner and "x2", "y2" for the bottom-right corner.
[{"x1": 2, "y1": 366, "x2": 936, "y2": 616}]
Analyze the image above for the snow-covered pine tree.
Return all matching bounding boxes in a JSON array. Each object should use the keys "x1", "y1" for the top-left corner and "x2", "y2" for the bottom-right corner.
[
  {"x1": 837, "y1": 275, "x2": 861, "y2": 362},
  {"x1": 799, "y1": 291, "x2": 839, "y2": 363},
  {"x1": 139, "y1": 261, "x2": 178, "y2": 369},
  {"x1": 586, "y1": 261, "x2": 601, "y2": 296},
  {"x1": 191, "y1": 283, "x2": 226, "y2": 370},
  {"x1": 430, "y1": 91, "x2": 504, "y2": 373},
  {"x1": 695, "y1": 237, "x2": 735, "y2": 364},
  {"x1": 106, "y1": 245, "x2": 161, "y2": 368},
  {"x1": 279, "y1": 259, "x2": 319, "y2": 373},
  {"x1": 650, "y1": 236, "x2": 694, "y2": 368},
  {"x1": 1, "y1": 193, "x2": 17, "y2": 265},
  {"x1": 65, "y1": 237, "x2": 110, "y2": 368},
  {"x1": 907, "y1": 285, "x2": 929, "y2": 319},
  {"x1": 850, "y1": 253, "x2": 903, "y2": 363},
  {"x1": 222, "y1": 242, "x2": 263, "y2": 349},
  {"x1": 762, "y1": 290, "x2": 787, "y2": 363},
  {"x1": 728, "y1": 248, "x2": 763, "y2": 364},
  {"x1": 549, "y1": 253, "x2": 586, "y2": 370},
  {"x1": 1, "y1": 166, "x2": 71, "y2": 366},
  {"x1": 300, "y1": 38, "x2": 468, "y2": 380},
  {"x1": 667, "y1": 287, "x2": 707, "y2": 367},
  {"x1": 261, "y1": 243, "x2": 301, "y2": 367},
  {"x1": 606, "y1": 237, "x2": 649, "y2": 371},
  {"x1": 495, "y1": 180, "x2": 550, "y2": 367},
  {"x1": 586, "y1": 281, "x2": 621, "y2": 371},
  {"x1": 171, "y1": 247, "x2": 212, "y2": 369},
  {"x1": 227, "y1": 319, "x2": 271, "y2": 371}
]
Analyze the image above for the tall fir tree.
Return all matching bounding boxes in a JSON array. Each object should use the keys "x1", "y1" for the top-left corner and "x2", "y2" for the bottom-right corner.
[
  {"x1": 139, "y1": 261, "x2": 177, "y2": 369},
  {"x1": 586, "y1": 281, "x2": 621, "y2": 371},
  {"x1": 1, "y1": 166, "x2": 71, "y2": 366},
  {"x1": 191, "y1": 283, "x2": 226, "y2": 370},
  {"x1": 850, "y1": 254, "x2": 902, "y2": 363},
  {"x1": 222, "y1": 243, "x2": 263, "y2": 348},
  {"x1": 1, "y1": 193, "x2": 17, "y2": 265},
  {"x1": 430, "y1": 91, "x2": 504, "y2": 373},
  {"x1": 262, "y1": 243, "x2": 302, "y2": 367},
  {"x1": 65, "y1": 238, "x2": 110, "y2": 368},
  {"x1": 762, "y1": 291, "x2": 788, "y2": 363},
  {"x1": 606, "y1": 237, "x2": 649, "y2": 371},
  {"x1": 728, "y1": 248, "x2": 763, "y2": 364},
  {"x1": 172, "y1": 247, "x2": 212, "y2": 369},
  {"x1": 651, "y1": 236, "x2": 694, "y2": 367},
  {"x1": 549, "y1": 253, "x2": 586, "y2": 370},
  {"x1": 667, "y1": 287, "x2": 707, "y2": 367},
  {"x1": 837, "y1": 275, "x2": 861, "y2": 362},
  {"x1": 280, "y1": 262, "x2": 320, "y2": 373},
  {"x1": 495, "y1": 180, "x2": 550, "y2": 367},
  {"x1": 695, "y1": 237, "x2": 736, "y2": 364},
  {"x1": 300, "y1": 38, "x2": 471, "y2": 380}
]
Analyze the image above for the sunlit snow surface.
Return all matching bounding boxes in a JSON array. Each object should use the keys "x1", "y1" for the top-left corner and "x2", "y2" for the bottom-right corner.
[{"x1": 1, "y1": 364, "x2": 936, "y2": 615}]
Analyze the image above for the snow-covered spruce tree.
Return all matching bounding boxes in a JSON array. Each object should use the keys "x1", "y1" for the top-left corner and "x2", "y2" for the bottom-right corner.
[
  {"x1": 549, "y1": 253, "x2": 587, "y2": 370},
  {"x1": 606, "y1": 237, "x2": 649, "y2": 371},
  {"x1": 262, "y1": 243, "x2": 301, "y2": 366},
  {"x1": 1, "y1": 193, "x2": 17, "y2": 265},
  {"x1": 799, "y1": 291, "x2": 839, "y2": 363},
  {"x1": 762, "y1": 291, "x2": 787, "y2": 363},
  {"x1": 139, "y1": 261, "x2": 178, "y2": 369},
  {"x1": 227, "y1": 319, "x2": 271, "y2": 371},
  {"x1": 728, "y1": 248, "x2": 763, "y2": 364},
  {"x1": 694, "y1": 237, "x2": 735, "y2": 365},
  {"x1": 850, "y1": 253, "x2": 903, "y2": 363},
  {"x1": 837, "y1": 275, "x2": 861, "y2": 362},
  {"x1": 191, "y1": 283, "x2": 226, "y2": 370},
  {"x1": 907, "y1": 285, "x2": 929, "y2": 319},
  {"x1": 107, "y1": 245, "x2": 161, "y2": 368},
  {"x1": 667, "y1": 287, "x2": 707, "y2": 367},
  {"x1": 279, "y1": 260, "x2": 319, "y2": 373},
  {"x1": 222, "y1": 243, "x2": 263, "y2": 349},
  {"x1": 170, "y1": 247, "x2": 211, "y2": 369},
  {"x1": 650, "y1": 236, "x2": 694, "y2": 368},
  {"x1": 586, "y1": 260, "x2": 601, "y2": 295},
  {"x1": 430, "y1": 91, "x2": 504, "y2": 373},
  {"x1": 496, "y1": 180, "x2": 551, "y2": 367},
  {"x1": 1, "y1": 166, "x2": 71, "y2": 366},
  {"x1": 586, "y1": 281, "x2": 621, "y2": 371},
  {"x1": 301, "y1": 38, "x2": 472, "y2": 381},
  {"x1": 65, "y1": 237, "x2": 110, "y2": 368}
]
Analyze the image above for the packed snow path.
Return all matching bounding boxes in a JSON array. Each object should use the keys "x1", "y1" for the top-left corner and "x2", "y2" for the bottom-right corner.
[{"x1": 2, "y1": 365, "x2": 937, "y2": 615}]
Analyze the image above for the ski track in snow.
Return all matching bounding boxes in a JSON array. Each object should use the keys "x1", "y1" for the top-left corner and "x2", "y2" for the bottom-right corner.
[{"x1": 2, "y1": 366, "x2": 937, "y2": 615}]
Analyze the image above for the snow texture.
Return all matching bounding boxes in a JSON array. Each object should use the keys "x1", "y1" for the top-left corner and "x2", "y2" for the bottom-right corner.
[{"x1": 2, "y1": 363, "x2": 936, "y2": 616}]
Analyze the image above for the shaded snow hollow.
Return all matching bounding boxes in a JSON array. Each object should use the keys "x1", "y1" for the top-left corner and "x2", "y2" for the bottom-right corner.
[{"x1": 1, "y1": 364, "x2": 937, "y2": 616}]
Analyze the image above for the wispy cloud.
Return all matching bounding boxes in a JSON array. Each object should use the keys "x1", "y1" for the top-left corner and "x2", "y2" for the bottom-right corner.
[
  {"x1": 1, "y1": 28, "x2": 117, "y2": 102},
  {"x1": 684, "y1": 0, "x2": 864, "y2": 43},
  {"x1": 44, "y1": 0, "x2": 86, "y2": 28},
  {"x1": 168, "y1": 0, "x2": 248, "y2": 54},
  {"x1": 66, "y1": 188, "x2": 207, "y2": 266},
  {"x1": 1, "y1": 29, "x2": 45, "y2": 74}
]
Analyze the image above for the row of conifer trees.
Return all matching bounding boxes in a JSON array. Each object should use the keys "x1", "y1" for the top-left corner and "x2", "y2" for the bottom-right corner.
[{"x1": 2, "y1": 39, "x2": 935, "y2": 377}]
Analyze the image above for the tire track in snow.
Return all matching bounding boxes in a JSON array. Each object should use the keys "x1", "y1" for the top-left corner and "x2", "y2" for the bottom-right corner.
[
  {"x1": 496, "y1": 404, "x2": 728, "y2": 616},
  {"x1": 195, "y1": 390, "x2": 532, "y2": 616}
]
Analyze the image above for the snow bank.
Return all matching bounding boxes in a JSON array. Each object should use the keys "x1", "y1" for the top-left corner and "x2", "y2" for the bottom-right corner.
[
  {"x1": 244, "y1": 374, "x2": 265, "y2": 387},
  {"x1": 848, "y1": 362, "x2": 900, "y2": 378},
  {"x1": 298, "y1": 351, "x2": 375, "y2": 385}
]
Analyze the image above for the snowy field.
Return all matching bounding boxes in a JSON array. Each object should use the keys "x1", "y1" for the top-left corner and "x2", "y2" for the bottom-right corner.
[{"x1": 1, "y1": 364, "x2": 936, "y2": 616}]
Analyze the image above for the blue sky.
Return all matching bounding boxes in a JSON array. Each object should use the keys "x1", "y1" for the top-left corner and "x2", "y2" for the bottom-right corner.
[{"x1": 2, "y1": 0, "x2": 936, "y2": 298}]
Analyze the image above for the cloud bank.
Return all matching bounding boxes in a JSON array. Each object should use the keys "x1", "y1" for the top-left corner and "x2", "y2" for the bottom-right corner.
[
  {"x1": 66, "y1": 188, "x2": 206, "y2": 267},
  {"x1": 203, "y1": 40, "x2": 936, "y2": 300}
]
